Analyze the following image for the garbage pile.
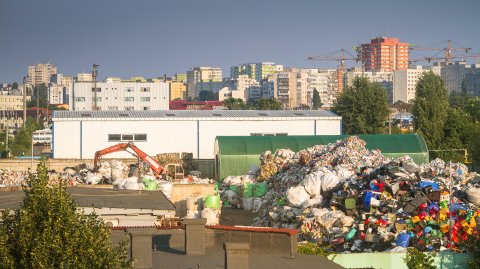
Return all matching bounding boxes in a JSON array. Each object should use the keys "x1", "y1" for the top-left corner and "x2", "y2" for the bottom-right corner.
[{"x1": 220, "y1": 136, "x2": 480, "y2": 252}]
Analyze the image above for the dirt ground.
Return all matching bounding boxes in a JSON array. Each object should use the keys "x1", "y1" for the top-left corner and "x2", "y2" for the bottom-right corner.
[{"x1": 219, "y1": 207, "x2": 257, "y2": 226}]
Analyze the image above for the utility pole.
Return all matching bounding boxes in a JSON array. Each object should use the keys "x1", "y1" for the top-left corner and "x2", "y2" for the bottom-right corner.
[
  {"x1": 22, "y1": 76, "x2": 27, "y2": 129},
  {"x1": 92, "y1": 64, "x2": 99, "y2": 110},
  {"x1": 36, "y1": 85, "x2": 39, "y2": 124}
]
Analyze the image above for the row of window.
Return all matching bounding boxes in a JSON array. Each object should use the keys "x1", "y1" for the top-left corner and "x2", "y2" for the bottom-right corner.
[
  {"x1": 108, "y1": 133, "x2": 147, "y2": 142},
  {"x1": 75, "y1": 97, "x2": 151, "y2": 102},
  {"x1": 91, "y1": 87, "x2": 151, "y2": 93}
]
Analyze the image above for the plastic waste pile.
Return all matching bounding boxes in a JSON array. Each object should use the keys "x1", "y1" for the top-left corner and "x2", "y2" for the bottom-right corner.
[{"x1": 222, "y1": 136, "x2": 480, "y2": 253}]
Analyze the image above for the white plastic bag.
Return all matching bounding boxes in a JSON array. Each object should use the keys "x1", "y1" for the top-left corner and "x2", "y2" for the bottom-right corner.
[
  {"x1": 321, "y1": 173, "x2": 340, "y2": 192},
  {"x1": 302, "y1": 197, "x2": 323, "y2": 209},
  {"x1": 201, "y1": 208, "x2": 219, "y2": 225},
  {"x1": 113, "y1": 178, "x2": 127, "y2": 189},
  {"x1": 286, "y1": 185, "x2": 310, "y2": 207},
  {"x1": 303, "y1": 172, "x2": 323, "y2": 196},
  {"x1": 158, "y1": 181, "x2": 173, "y2": 199},
  {"x1": 85, "y1": 172, "x2": 101, "y2": 185},
  {"x1": 466, "y1": 187, "x2": 480, "y2": 206},
  {"x1": 242, "y1": 197, "x2": 254, "y2": 211},
  {"x1": 185, "y1": 210, "x2": 201, "y2": 219},
  {"x1": 252, "y1": 197, "x2": 263, "y2": 213}
]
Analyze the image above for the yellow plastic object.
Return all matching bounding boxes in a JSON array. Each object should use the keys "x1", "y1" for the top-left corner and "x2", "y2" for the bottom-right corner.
[
  {"x1": 411, "y1": 216, "x2": 421, "y2": 223},
  {"x1": 440, "y1": 223, "x2": 449, "y2": 233}
]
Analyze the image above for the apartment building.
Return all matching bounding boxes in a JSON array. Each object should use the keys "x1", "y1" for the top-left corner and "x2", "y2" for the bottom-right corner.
[
  {"x1": 221, "y1": 75, "x2": 260, "y2": 101},
  {"x1": 27, "y1": 63, "x2": 57, "y2": 86},
  {"x1": 169, "y1": 81, "x2": 187, "y2": 100},
  {"x1": 273, "y1": 68, "x2": 309, "y2": 108},
  {"x1": 70, "y1": 81, "x2": 169, "y2": 111},
  {"x1": 0, "y1": 95, "x2": 31, "y2": 110},
  {"x1": 344, "y1": 67, "x2": 394, "y2": 102},
  {"x1": 308, "y1": 69, "x2": 340, "y2": 108},
  {"x1": 358, "y1": 37, "x2": 409, "y2": 72},
  {"x1": 392, "y1": 66, "x2": 441, "y2": 103},
  {"x1": 75, "y1": 73, "x2": 94, "y2": 82},
  {"x1": 230, "y1": 62, "x2": 283, "y2": 82},
  {"x1": 186, "y1": 67, "x2": 223, "y2": 99},
  {"x1": 441, "y1": 61, "x2": 480, "y2": 94}
]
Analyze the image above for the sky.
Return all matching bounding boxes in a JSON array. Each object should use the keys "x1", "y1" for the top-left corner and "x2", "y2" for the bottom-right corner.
[{"x1": 1, "y1": 0, "x2": 480, "y2": 83}]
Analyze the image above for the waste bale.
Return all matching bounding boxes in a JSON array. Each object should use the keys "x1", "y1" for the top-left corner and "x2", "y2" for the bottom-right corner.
[{"x1": 201, "y1": 208, "x2": 220, "y2": 225}]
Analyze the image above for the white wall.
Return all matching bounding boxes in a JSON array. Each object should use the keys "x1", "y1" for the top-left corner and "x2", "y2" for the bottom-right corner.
[{"x1": 53, "y1": 118, "x2": 341, "y2": 159}]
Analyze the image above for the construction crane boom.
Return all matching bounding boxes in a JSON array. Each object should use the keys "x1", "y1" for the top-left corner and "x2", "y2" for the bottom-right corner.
[
  {"x1": 409, "y1": 40, "x2": 472, "y2": 64},
  {"x1": 307, "y1": 49, "x2": 359, "y2": 93}
]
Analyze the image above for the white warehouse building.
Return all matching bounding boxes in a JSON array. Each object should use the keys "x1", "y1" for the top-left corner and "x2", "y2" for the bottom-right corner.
[
  {"x1": 52, "y1": 110, "x2": 341, "y2": 160},
  {"x1": 69, "y1": 81, "x2": 169, "y2": 111}
]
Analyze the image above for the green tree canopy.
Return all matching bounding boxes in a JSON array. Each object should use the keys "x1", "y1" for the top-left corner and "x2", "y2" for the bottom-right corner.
[
  {"x1": 249, "y1": 98, "x2": 283, "y2": 110},
  {"x1": 223, "y1": 98, "x2": 246, "y2": 110},
  {"x1": 197, "y1": 90, "x2": 218, "y2": 101},
  {"x1": 412, "y1": 71, "x2": 449, "y2": 150},
  {"x1": 0, "y1": 163, "x2": 133, "y2": 268},
  {"x1": 332, "y1": 76, "x2": 390, "y2": 134},
  {"x1": 12, "y1": 82, "x2": 18, "y2": 90},
  {"x1": 28, "y1": 83, "x2": 49, "y2": 108},
  {"x1": 312, "y1": 89, "x2": 322, "y2": 110}
]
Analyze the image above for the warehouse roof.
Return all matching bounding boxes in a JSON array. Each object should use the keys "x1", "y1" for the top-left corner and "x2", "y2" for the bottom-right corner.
[
  {"x1": 0, "y1": 187, "x2": 175, "y2": 211},
  {"x1": 52, "y1": 110, "x2": 340, "y2": 120}
]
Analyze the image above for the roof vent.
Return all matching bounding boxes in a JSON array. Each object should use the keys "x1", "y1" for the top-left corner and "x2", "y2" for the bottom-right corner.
[
  {"x1": 258, "y1": 112, "x2": 268, "y2": 116},
  {"x1": 166, "y1": 113, "x2": 176, "y2": 117},
  {"x1": 119, "y1": 113, "x2": 129, "y2": 117},
  {"x1": 212, "y1": 113, "x2": 222, "y2": 117},
  {"x1": 81, "y1": 113, "x2": 92, "y2": 117}
]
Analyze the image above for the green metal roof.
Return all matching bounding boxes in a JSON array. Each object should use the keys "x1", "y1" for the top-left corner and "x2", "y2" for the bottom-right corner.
[{"x1": 214, "y1": 134, "x2": 429, "y2": 180}]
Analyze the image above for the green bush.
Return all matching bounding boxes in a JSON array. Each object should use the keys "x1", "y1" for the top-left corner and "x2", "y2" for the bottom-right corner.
[
  {"x1": 297, "y1": 242, "x2": 335, "y2": 259},
  {"x1": 403, "y1": 247, "x2": 436, "y2": 269}
]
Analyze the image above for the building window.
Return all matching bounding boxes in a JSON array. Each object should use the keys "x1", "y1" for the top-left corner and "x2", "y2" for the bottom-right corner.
[
  {"x1": 122, "y1": 134, "x2": 133, "y2": 141},
  {"x1": 75, "y1": 97, "x2": 85, "y2": 102},
  {"x1": 140, "y1": 97, "x2": 150, "y2": 102},
  {"x1": 91, "y1": 87, "x2": 101, "y2": 92},
  {"x1": 125, "y1": 87, "x2": 134, "y2": 92},
  {"x1": 108, "y1": 106, "x2": 118, "y2": 110},
  {"x1": 143, "y1": 106, "x2": 150, "y2": 110},
  {"x1": 124, "y1": 97, "x2": 134, "y2": 102},
  {"x1": 92, "y1": 97, "x2": 102, "y2": 102},
  {"x1": 108, "y1": 133, "x2": 147, "y2": 142},
  {"x1": 125, "y1": 106, "x2": 134, "y2": 110},
  {"x1": 140, "y1": 87, "x2": 150, "y2": 92},
  {"x1": 108, "y1": 134, "x2": 121, "y2": 141}
]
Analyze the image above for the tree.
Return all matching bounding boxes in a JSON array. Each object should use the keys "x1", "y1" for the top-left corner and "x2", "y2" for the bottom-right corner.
[
  {"x1": 197, "y1": 90, "x2": 217, "y2": 101},
  {"x1": 28, "y1": 83, "x2": 49, "y2": 108},
  {"x1": 0, "y1": 163, "x2": 133, "y2": 268},
  {"x1": 12, "y1": 82, "x2": 18, "y2": 90},
  {"x1": 312, "y1": 89, "x2": 322, "y2": 110},
  {"x1": 332, "y1": 76, "x2": 390, "y2": 134},
  {"x1": 412, "y1": 71, "x2": 449, "y2": 150},
  {"x1": 250, "y1": 98, "x2": 283, "y2": 110},
  {"x1": 403, "y1": 248, "x2": 436, "y2": 269},
  {"x1": 223, "y1": 98, "x2": 246, "y2": 110}
]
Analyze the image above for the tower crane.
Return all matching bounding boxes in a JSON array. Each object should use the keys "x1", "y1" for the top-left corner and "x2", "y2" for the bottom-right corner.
[
  {"x1": 409, "y1": 40, "x2": 476, "y2": 64},
  {"x1": 307, "y1": 49, "x2": 359, "y2": 93}
]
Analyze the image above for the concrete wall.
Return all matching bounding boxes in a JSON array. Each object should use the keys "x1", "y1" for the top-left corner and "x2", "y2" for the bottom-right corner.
[
  {"x1": 170, "y1": 184, "x2": 215, "y2": 217},
  {"x1": 53, "y1": 118, "x2": 341, "y2": 159}
]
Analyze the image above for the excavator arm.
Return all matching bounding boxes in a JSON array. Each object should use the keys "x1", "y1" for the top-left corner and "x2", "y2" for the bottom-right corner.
[{"x1": 94, "y1": 142, "x2": 164, "y2": 176}]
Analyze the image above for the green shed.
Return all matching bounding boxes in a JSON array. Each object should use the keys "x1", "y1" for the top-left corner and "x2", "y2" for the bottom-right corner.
[{"x1": 214, "y1": 134, "x2": 429, "y2": 180}]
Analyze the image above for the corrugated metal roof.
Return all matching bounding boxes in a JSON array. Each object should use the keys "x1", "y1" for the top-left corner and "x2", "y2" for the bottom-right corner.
[{"x1": 53, "y1": 110, "x2": 340, "y2": 120}]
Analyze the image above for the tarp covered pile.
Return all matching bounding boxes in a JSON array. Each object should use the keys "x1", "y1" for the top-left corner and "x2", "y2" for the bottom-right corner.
[{"x1": 222, "y1": 136, "x2": 480, "y2": 253}]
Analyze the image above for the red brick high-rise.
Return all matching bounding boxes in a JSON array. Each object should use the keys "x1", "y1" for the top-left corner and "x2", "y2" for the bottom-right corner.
[{"x1": 359, "y1": 37, "x2": 409, "y2": 72}]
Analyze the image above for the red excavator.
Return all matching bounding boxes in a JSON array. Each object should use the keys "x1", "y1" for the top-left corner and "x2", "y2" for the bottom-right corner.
[
  {"x1": 94, "y1": 142, "x2": 163, "y2": 176},
  {"x1": 94, "y1": 142, "x2": 185, "y2": 180}
]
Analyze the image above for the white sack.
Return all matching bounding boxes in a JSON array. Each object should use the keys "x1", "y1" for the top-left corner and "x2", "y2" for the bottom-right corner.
[
  {"x1": 201, "y1": 208, "x2": 220, "y2": 225},
  {"x1": 85, "y1": 172, "x2": 101, "y2": 185},
  {"x1": 185, "y1": 210, "x2": 201, "y2": 219},
  {"x1": 158, "y1": 181, "x2": 173, "y2": 199},
  {"x1": 303, "y1": 172, "x2": 323, "y2": 196},
  {"x1": 466, "y1": 187, "x2": 480, "y2": 206},
  {"x1": 242, "y1": 197, "x2": 254, "y2": 211},
  {"x1": 286, "y1": 185, "x2": 310, "y2": 207},
  {"x1": 321, "y1": 173, "x2": 340, "y2": 192},
  {"x1": 302, "y1": 197, "x2": 323, "y2": 209},
  {"x1": 252, "y1": 197, "x2": 263, "y2": 213}
]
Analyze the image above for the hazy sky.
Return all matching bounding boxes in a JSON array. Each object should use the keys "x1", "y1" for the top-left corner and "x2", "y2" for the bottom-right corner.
[{"x1": 1, "y1": 0, "x2": 479, "y2": 83}]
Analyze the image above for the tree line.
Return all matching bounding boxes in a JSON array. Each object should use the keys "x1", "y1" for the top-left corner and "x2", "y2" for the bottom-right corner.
[{"x1": 332, "y1": 73, "x2": 480, "y2": 164}]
